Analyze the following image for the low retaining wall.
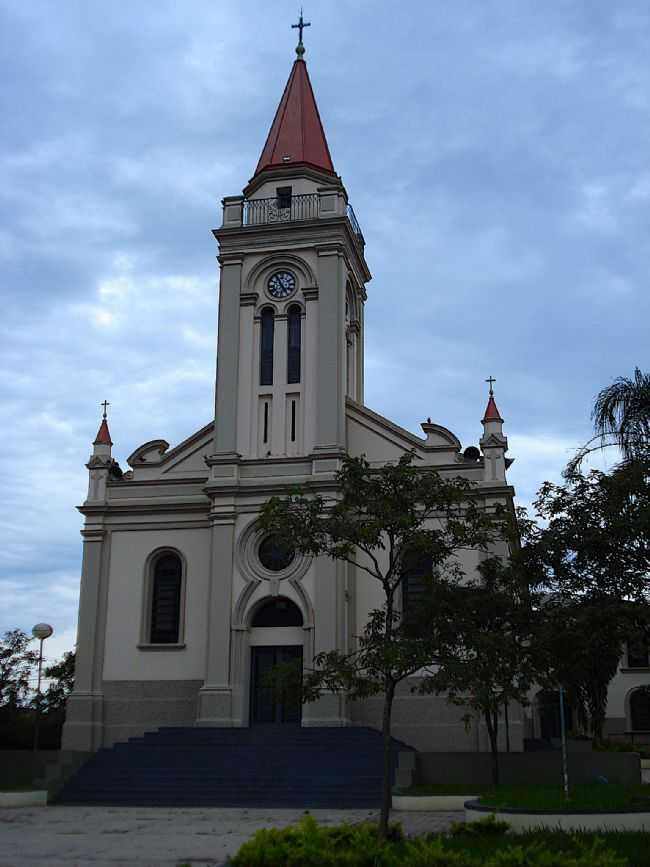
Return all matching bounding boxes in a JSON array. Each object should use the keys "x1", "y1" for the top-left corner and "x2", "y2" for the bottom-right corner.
[
  {"x1": 415, "y1": 751, "x2": 640, "y2": 786},
  {"x1": 394, "y1": 794, "x2": 478, "y2": 811},
  {"x1": 0, "y1": 791, "x2": 47, "y2": 807},
  {"x1": 0, "y1": 752, "x2": 60, "y2": 789},
  {"x1": 465, "y1": 800, "x2": 650, "y2": 832}
]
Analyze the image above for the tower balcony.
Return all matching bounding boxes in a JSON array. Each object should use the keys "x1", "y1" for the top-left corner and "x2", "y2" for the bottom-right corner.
[{"x1": 221, "y1": 188, "x2": 365, "y2": 249}]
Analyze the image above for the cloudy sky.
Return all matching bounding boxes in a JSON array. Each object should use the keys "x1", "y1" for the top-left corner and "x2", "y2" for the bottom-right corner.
[{"x1": 1, "y1": 1, "x2": 648, "y2": 663}]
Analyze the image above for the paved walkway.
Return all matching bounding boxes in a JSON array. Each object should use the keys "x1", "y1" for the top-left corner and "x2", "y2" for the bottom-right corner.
[{"x1": 0, "y1": 806, "x2": 459, "y2": 867}]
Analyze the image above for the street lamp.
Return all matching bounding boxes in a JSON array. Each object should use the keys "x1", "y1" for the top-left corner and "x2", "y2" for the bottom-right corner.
[{"x1": 31, "y1": 623, "x2": 53, "y2": 752}]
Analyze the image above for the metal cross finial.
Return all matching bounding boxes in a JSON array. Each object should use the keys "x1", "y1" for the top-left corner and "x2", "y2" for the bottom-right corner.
[
  {"x1": 485, "y1": 376, "x2": 496, "y2": 396},
  {"x1": 292, "y1": 8, "x2": 311, "y2": 57},
  {"x1": 101, "y1": 399, "x2": 110, "y2": 419}
]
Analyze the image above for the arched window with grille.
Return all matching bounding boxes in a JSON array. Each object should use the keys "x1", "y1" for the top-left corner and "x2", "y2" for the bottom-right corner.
[
  {"x1": 149, "y1": 552, "x2": 183, "y2": 644},
  {"x1": 287, "y1": 304, "x2": 301, "y2": 384},
  {"x1": 630, "y1": 688, "x2": 650, "y2": 731},
  {"x1": 260, "y1": 307, "x2": 275, "y2": 386}
]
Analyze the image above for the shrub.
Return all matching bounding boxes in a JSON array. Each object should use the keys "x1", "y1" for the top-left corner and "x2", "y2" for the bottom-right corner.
[
  {"x1": 448, "y1": 815, "x2": 511, "y2": 837},
  {"x1": 230, "y1": 816, "x2": 629, "y2": 867}
]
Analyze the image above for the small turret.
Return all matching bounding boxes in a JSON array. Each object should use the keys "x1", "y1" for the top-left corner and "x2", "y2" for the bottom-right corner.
[
  {"x1": 86, "y1": 401, "x2": 113, "y2": 503},
  {"x1": 479, "y1": 378, "x2": 509, "y2": 484}
]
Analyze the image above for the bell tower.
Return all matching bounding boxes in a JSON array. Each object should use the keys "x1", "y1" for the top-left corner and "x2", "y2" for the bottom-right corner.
[{"x1": 211, "y1": 38, "x2": 371, "y2": 463}]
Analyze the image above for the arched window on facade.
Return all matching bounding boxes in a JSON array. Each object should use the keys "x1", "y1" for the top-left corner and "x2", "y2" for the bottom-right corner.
[
  {"x1": 630, "y1": 689, "x2": 650, "y2": 731},
  {"x1": 287, "y1": 304, "x2": 301, "y2": 384},
  {"x1": 252, "y1": 597, "x2": 303, "y2": 628},
  {"x1": 401, "y1": 550, "x2": 432, "y2": 632},
  {"x1": 150, "y1": 552, "x2": 182, "y2": 644},
  {"x1": 260, "y1": 307, "x2": 275, "y2": 386}
]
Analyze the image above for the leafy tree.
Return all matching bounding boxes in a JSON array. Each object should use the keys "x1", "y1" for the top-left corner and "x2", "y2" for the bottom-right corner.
[
  {"x1": 418, "y1": 541, "x2": 540, "y2": 785},
  {"x1": 43, "y1": 650, "x2": 75, "y2": 712},
  {"x1": 0, "y1": 629, "x2": 38, "y2": 708},
  {"x1": 536, "y1": 597, "x2": 646, "y2": 743},
  {"x1": 569, "y1": 367, "x2": 650, "y2": 471},
  {"x1": 529, "y1": 459, "x2": 650, "y2": 742},
  {"x1": 260, "y1": 452, "x2": 498, "y2": 838}
]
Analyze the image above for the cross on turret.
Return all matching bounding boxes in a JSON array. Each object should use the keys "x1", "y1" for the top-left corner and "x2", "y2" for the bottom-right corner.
[
  {"x1": 292, "y1": 9, "x2": 311, "y2": 57},
  {"x1": 485, "y1": 376, "x2": 496, "y2": 396},
  {"x1": 101, "y1": 399, "x2": 110, "y2": 419}
]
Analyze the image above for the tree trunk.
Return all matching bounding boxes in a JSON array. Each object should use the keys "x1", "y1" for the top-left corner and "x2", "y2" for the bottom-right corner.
[
  {"x1": 484, "y1": 709, "x2": 500, "y2": 786},
  {"x1": 378, "y1": 679, "x2": 396, "y2": 840},
  {"x1": 504, "y1": 701, "x2": 510, "y2": 753}
]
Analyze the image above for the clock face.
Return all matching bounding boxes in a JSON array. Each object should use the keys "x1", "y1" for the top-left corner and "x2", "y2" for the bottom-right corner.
[{"x1": 268, "y1": 270, "x2": 296, "y2": 299}]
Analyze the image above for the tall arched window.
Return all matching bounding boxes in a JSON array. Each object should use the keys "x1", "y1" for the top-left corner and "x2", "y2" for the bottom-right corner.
[
  {"x1": 287, "y1": 304, "x2": 301, "y2": 384},
  {"x1": 150, "y1": 552, "x2": 182, "y2": 644},
  {"x1": 260, "y1": 307, "x2": 275, "y2": 386},
  {"x1": 630, "y1": 689, "x2": 650, "y2": 731}
]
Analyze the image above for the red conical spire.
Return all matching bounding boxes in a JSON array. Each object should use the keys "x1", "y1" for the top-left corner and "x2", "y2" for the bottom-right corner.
[
  {"x1": 255, "y1": 58, "x2": 335, "y2": 177},
  {"x1": 94, "y1": 418, "x2": 112, "y2": 446},
  {"x1": 482, "y1": 395, "x2": 503, "y2": 423}
]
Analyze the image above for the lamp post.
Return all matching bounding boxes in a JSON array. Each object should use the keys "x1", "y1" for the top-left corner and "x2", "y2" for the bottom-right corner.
[
  {"x1": 558, "y1": 684, "x2": 570, "y2": 802},
  {"x1": 31, "y1": 623, "x2": 53, "y2": 752}
]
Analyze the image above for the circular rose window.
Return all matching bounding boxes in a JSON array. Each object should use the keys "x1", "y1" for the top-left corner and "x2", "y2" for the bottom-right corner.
[{"x1": 258, "y1": 536, "x2": 295, "y2": 572}]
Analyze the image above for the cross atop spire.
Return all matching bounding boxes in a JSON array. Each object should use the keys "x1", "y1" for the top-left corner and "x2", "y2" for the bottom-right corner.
[
  {"x1": 94, "y1": 401, "x2": 113, "y2": 446},
  {"x1": 482, "y1": 377, "x2": 503, "y2": 423},
  {"x1": 292, "y1": 9, "x2": 311, "y2": 57}
]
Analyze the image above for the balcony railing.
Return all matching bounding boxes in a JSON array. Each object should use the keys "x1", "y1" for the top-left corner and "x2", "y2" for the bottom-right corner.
[
  {"x1": 241, "y1": 193, "x2": 365, "y2": 248},
  {"x1": 346, "y1": 204, "x2": 365, "y2": 247},
  {"x1": 243, "y1": 194, "x2": 319, "y2": 226}
]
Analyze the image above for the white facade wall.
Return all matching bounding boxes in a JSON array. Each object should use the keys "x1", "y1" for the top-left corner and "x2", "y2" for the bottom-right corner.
[{"x1": 103, "y1": 528, "x2": 211, "y2": 681}]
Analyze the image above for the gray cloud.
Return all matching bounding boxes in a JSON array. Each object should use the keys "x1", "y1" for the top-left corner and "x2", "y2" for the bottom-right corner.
[{"x1": 1, "y1": 0, "x2": 648, "y2": 653}]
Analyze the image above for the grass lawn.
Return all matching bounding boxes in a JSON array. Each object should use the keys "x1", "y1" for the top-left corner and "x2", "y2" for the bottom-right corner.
[
  {"x1": 445, "y1": 829, "x2": 650, "y2": 866},
  {"x1": 396, "y1": 783, "x2": 650, "y2": 811}
]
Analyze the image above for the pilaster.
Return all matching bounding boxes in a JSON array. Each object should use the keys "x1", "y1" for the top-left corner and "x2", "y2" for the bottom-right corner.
[
  {"x1": 214, "y1": 255, "x2": 243, "y2": 453},
  {"x1": 196, "y1": 503, "x2": 236, "y2": 725},
  {"x1": 314, "y1": 245, "x2": 345, "y2": 452},
  {"x1": 61, "y1": 529, "x2": 108, "y2": 751}
]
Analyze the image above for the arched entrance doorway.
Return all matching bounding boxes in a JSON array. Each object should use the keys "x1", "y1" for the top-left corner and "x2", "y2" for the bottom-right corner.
[{"x1": 249, "y1": 597, "x2": 303, "y2": 725}]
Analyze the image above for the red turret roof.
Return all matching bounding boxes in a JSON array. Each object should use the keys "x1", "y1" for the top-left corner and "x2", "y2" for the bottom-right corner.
[
  {"x1": 94, "y1": 418, "x2": 113, "y2": 446},
  {"x1": 255, "y1": 59, "x2": 335, "y2": 177},
  {"x1": 482, "y1": 395, "x2": 503, "y2": 423}
]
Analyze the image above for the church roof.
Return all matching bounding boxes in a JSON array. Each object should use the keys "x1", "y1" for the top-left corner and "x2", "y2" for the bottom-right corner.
[
  {"x1": 254, "y1": 58, "x2": 335, "y2": 177},
  {"x1": 94, "y1": 417, "x2": 113, "y2": 446},
  {"x1": 482, "y1": 395, "x2": 503, "y2": 423}
]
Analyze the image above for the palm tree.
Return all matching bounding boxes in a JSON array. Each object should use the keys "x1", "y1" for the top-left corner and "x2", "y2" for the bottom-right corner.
[{"x1": 568, "y1": 368, "x2": 650, "y2": 473}]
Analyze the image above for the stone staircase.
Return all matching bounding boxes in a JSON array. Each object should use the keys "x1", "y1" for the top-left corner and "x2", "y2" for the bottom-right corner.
[{"x1": 55, "y1": 725, "x2": 412, "y2": 808}]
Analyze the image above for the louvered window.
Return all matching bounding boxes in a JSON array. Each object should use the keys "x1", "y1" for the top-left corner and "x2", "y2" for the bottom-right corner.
[
  {"x1": 150, "y1": 553, "x2": 182, "y2": 643},
  {"x1": 260, "y1": 307, "x2": 274, "y2": 386},
  {"x1": 287, "y1": 304, "x2": 301, "y2": 384},
  {"x1": 401, "y1": 550, "x2": 432, "y2": 631}
]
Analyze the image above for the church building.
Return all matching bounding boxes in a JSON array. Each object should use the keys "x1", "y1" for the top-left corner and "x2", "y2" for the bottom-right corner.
[{"x1": 62, "y1": 29, "x2": 516, "y2": 755}]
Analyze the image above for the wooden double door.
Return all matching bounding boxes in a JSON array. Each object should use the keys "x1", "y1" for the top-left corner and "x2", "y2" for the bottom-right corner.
[{"x1": 250, "y1": 646, "x2": 303, "y2": 725}]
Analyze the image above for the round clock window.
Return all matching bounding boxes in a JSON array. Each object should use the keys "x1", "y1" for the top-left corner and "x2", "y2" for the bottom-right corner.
[{"x1": 267, "y1": 270, "x2": 296, "y2": 299}]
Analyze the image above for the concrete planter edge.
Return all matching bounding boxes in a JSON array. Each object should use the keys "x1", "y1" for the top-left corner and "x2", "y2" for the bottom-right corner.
[
  {"x1": 0, "y1": 791, "x2": 48, "y2": 807},
  {"x1": 465, "y1": 800, "x2": 650, "y2": 832},
  {"x1": 393, "y1": 794, "x2": 480, "y2": 811}
]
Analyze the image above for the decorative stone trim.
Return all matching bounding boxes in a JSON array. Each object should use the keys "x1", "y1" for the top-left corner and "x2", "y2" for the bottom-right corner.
[
  {"x1": 136, "y1": 643, "x2": 186, "y2": 651},
  {"x1": 236, "y1": 518, "x2": 311, "y2": 586}
]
